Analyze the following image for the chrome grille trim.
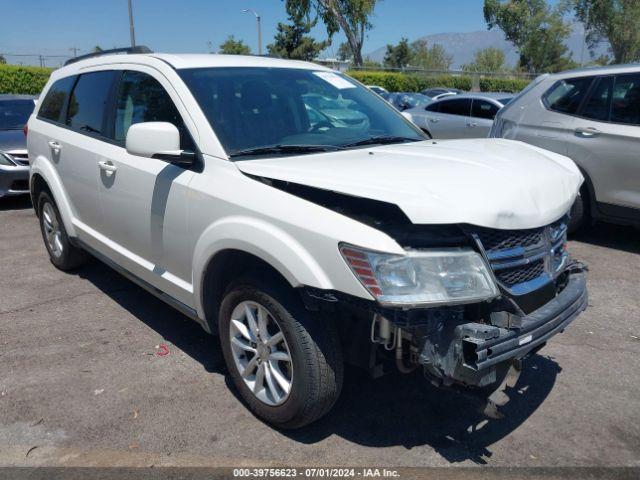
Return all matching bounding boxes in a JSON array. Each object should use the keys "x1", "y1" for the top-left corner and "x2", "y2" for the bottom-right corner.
[{"x1": 471, "y1": 217, "x2": 569, "y2": 296}]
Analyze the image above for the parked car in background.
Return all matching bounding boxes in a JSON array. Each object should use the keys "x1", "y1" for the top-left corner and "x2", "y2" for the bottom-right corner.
[
  {"x1": 0, "y1": 94, "x2": 36, "y2": 198},
  {"x1": 421, "y1": 87, "x2": 463, "y2": 100},
  {"x1": 403, "y1": 93, "x2": 513, "y2": 139},
  {"x1": 367, "y1": 85, "x2": 388, "y2": 96},
  {"x1": 490, "y1": 65, "x2": 640, "y2": 231},
  {"x1": 302, "y1": 93, "x2": 370, "y2": 131},
  {"x1": 383, "y1": 92, "x2": 432, "y2": 112}
]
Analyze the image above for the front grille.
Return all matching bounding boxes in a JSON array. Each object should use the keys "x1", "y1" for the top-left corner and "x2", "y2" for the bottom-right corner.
[
  {"x1": 7, "y1": 152, "x2": 29, "y2": 166},
  {"x1": 495, "y1": 259, "x2": 545, "y2": 287},
  {"x1": 478, "y1": 228, "x2": 544, "y2": 252},
  {"x1": 472, "y1": 218, "x2": 568, "y2": 296}
]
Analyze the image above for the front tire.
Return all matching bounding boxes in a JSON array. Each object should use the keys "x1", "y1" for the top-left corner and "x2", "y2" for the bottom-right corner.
[
  {"x1": 38, "y1": 191, "x2": 88, "y2": 271},
  {"x1": 218, "y1": 273, "x2": 343, "y2": 429},
  {"x1": 568, "y1": 189, "x2": 587, "y2": 234}
]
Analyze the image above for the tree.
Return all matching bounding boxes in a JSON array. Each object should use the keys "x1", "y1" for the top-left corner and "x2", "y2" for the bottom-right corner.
[
  {"x1": 267, "y1": 11, "x2": 330, "y2": 61},
  {"x1": 219, "y1": 35, "x2": 251, "y2": 55},
  {"x1": 483, "y1": 0, "x2": 574, "y2": 72},
  {"x1": 462, "y1": 47, "x2": 507, "y2": 72},
  {"x1": 410, "y1": 40, "x2": 453, "y2": 71},
  {"x1": 284, "y1": 0, "x2": 377, "y2": 66},
  {"x1": 383, "y1": 37, "x2": 411, "y2": 69},
  {"x1": 93, "y1": 46, "x2": 104, "y2": 53},
  {"x1": 0, "y1": 55, "x2": 6, "y2": 64},
  {"x1": 573, "y1": 0, "x2": 640, "y2": 64},
  {"x1": 336, "y1": 42, "x2": 353, "y2": 61}
]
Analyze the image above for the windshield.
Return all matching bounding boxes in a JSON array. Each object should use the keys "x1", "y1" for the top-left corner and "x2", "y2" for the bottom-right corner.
[
  {"x1": 179, "y1": 67, "x2": 424, "y2": 158},
  {"x1": 0, "y1": 99, "x2": 35, "y2": 130}
]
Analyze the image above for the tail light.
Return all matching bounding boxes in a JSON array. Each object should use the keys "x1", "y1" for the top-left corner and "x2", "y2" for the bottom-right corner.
[{"x1": 23, "y1": 124, "x2": 28, "y2": 137}]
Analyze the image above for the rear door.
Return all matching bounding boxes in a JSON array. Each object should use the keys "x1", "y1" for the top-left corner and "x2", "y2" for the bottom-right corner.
[
  {"x1": 567, "y1": 73, "x2": 640, "y2": 211},
  {"x1": 34, "y1": 71, "x2": 117, "y2": 236},
  {"x1": 425, "y1": 98, "x2": 472, "y2": 138},
  {"x1": 470, "y1": 99, "x2": 500, "y2": 137},
  {"x1": 95, "y1": 67, "x2": 198, "y2": 305}
]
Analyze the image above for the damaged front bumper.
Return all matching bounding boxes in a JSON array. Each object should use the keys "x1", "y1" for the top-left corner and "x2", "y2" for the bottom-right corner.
[{"x1": 420, "y1": 270, "x2": 588, "y2": 389}]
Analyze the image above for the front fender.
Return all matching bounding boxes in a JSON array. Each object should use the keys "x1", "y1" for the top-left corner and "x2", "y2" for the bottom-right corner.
[
  {"x1": 30, "y1": 155, "x2": 77, "y2": 238},
  {"x1": 192, "y1": 216, "x2": 338, "y2": 319}
]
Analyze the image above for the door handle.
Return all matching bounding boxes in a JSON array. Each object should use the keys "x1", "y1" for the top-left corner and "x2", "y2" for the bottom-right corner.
[
  {"x1": 575, "y1": 126, "x2": 601, "y2": 137},
  {"x1": 98, "y1": 160, "x2": 117, "y2": 176},
  {"x1": 466, "y1": 122, "x2": 478, "y2": 128},
  {"x1": 48, "y1": 140, "x2": 62, "y2": 153},
  {"x1": 428, "y1": 118, "x2": 439, "y2": 123}
]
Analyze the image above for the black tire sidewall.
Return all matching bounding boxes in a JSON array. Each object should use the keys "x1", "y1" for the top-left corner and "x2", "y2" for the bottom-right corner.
[
  {"x1": 219, "y1": 277, "x2": 339, "y2": 428},
  {"x1": 38, "y1": 191, "x2": 74, "y2": 269}
]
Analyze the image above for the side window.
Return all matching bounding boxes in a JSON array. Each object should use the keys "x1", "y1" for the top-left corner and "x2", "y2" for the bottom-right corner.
[
  {"x1": 471, "y1": 100, "x2": 499, "y2": 120},
  {"x1": 114, "y1": 70, "x2": 194, "y2": 150},
  {"x1": 425, "y1": 102, "x2": 440, "y2": 112},
  {"x1": 610, "y1": 73, "x2": 640, "y2": 125},
  {"x1": 578, "y1": 76, "x2": 613, "y2": 121},
  {"x1": 38, "y1": 76, "x2": 77, "y2": 123},
  {"x1": 437, "y1": 98, "x2": 471, "y2": 117},
  {"x1": 543, "y1": 77, "x2": 593, "y2": 115},
  {"x1": 66, "y1": 71, "x2": 117, "y2": 136}
]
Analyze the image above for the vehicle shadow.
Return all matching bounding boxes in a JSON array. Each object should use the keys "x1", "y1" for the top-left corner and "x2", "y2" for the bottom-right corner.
[
  {"x1": 76, "y1": 261, "x2": 226, "y2": 374},
  {"x1": 75, "y1": 258, "x2": 560, "y2": 465},
  {"x1": 283, "y1": 356, "x2": 560, "y2": 464},
  {"x1": 571, "y1": 222, "x2": 640, "y2": 254},
  {"x1": 0, "y1": 195, "x2": 32, "y2": 211}
]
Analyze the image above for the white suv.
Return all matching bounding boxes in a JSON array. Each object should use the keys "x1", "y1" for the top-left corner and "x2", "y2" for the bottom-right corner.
[{"x1": 27, "y1": 48, "x2": 588, "y2": 428}]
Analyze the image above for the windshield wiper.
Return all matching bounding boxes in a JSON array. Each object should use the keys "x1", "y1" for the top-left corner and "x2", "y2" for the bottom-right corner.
[
  {"x1": 229, "y1": 144, "x2": 343, "y2": 158},
  {"x1": 341, "y1": 135, "x2": 420, "y2": 148}
]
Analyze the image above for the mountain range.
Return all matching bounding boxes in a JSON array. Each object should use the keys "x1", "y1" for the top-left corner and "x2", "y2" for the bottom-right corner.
[{"x1": 364, "y1": 25, "x2": 610, "y2": 69}]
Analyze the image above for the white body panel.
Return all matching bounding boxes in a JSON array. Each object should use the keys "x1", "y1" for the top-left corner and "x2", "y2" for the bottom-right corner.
[
  {"x1": 27, "y1": 52, "x2": 583, "y2": 324},
  {"x1": 236, "y1": 139, "x2": 583, "y2": 230}
]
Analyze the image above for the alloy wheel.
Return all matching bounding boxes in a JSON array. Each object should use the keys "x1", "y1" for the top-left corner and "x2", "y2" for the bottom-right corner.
[{"x1": 229, "y1": 300, "x2": 293, "y2": 406}]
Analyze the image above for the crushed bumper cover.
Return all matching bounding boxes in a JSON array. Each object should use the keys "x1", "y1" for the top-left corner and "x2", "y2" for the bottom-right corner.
[{"x1": 420, "y1": 271, "x2": 588, "y2": 388}]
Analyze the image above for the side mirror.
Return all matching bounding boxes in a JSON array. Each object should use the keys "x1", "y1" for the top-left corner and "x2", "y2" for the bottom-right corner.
[{"x1": 125, "y1": 122, "x2": 194, "y2": 166}]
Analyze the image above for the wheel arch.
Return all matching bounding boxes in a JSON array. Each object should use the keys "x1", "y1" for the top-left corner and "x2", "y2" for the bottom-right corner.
[
  {"x1": 192, "y1": 216, "x2": 336, "y2": 333},
  {"x1": 29, "y1": 158, "x2": 77, "y2": 237}
]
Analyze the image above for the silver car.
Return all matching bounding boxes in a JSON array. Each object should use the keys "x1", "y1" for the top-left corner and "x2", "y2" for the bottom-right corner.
[
  {"x1": 490, "y1": 65, "x2": 640, "y2": 230},
  {"x1": 403, "y1": 92, "x2": 514, "y2": 139},
  {"x1": 0, "y1": 95, "x2": 36, "y2": 198}
]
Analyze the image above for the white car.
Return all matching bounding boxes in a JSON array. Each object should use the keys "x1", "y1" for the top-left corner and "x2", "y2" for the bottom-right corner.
[{"x1": 28, "y1": 47, "x2": 588, "y2": 429}]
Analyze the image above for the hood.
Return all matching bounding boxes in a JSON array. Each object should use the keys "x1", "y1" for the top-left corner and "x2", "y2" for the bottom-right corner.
[
  {"x1": 0, "y1": 129, "x2": 27, "y2": 152},
  {"x1": 236, "y1": 139, "x2": 584, "y2": 230}
]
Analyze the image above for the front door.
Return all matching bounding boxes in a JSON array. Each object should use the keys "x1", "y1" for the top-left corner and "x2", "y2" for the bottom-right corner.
[{"x1": 96, "y1": 68, "x2": 198, "y2": 305}]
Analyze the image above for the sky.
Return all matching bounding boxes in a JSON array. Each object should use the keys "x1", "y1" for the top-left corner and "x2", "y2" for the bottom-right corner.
[{"x1": 1, "y1": 0, "x2": 497, "y2": 67}]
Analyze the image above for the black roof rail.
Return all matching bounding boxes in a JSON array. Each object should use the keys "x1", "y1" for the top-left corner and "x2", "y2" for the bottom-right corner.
[{"x1": 64, "y1": 46, "x2": 153, "y2": 66}]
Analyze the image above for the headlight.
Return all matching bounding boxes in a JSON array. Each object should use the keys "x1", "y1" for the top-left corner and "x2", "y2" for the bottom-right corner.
[
  {"x1": 340, "y1": 244, "x2": 498, "y2": 307},
  {"x1": 0, "y1": 153, "x2": 16, "y2": 166}
]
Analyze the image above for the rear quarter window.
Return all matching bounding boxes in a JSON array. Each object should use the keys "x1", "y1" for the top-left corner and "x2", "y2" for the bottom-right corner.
[
  {"x1": 542, "y1": 77, "x2": 593, "y2": 115},
  {"x1": 38, "y1": 76, "x2": 77, "y2": 123}
]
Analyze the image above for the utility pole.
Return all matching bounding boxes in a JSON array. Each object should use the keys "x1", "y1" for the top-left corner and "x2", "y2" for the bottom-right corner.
[
  {"x1": 38, "y1": 55, "x2": 44, "y2": 68},
  {"x1": 128, "y1": 0, "x2": 136, "y2": 47},
  {"x1": 242, "y1": 8, "x2": 262, "y2": 55},
  {"x1": 207, "y1": 40, "x2": 213, "y2": 53},
  {"x1": 69, "y1": 47, "x2": 80, "y2": 58}
]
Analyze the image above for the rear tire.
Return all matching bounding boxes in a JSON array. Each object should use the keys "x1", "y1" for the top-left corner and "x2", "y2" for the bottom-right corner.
[
  {"x1": 218, "y1": 272, "x2": 343, "y2": 429},
  {"x1": 38, "y1": 191, "x2": 88, "y2": 271}
]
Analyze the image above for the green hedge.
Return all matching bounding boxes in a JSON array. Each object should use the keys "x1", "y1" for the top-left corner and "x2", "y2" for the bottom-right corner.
[
  {"x1": 0, "y1": 65, "x2": 53, "y2": 95},
  {"x1": 347, "y1": 70, "x2": 531, "y2": 93}
]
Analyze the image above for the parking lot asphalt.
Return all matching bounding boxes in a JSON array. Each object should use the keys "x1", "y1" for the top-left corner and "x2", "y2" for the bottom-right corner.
[{"x1": 1, "y1": 195, "x2": 639, "y2": 468}]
